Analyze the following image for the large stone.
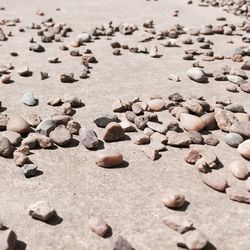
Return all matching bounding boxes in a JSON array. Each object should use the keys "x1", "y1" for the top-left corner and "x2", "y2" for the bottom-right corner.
[
  {"x1": 94, "y1": 114, "x2": 119, "y2": 128},
  {"x1": 228, "y1": 160, "x2": 249, "y2": 179},
  {"x1": 225, "y1": 133, "x2": 244, "y2": 148},
  {"x1": 103, "y1": 122, "x2": 124, "y2": 142},
  {"x1": 7, "y1": 116, "x2": 30, "y2": 134},
  {"x1": 95, "y1": 149, "x2": 123, "y2": 168},
  {"x1": 2, "y1": 131, "x2": 21, "y2": 145},
  {"x1": 36, "y1": 119, "x2": 56, "y2": 136},
  {"x1": 49, "y1": 125, "x2": 72, "y2": 146},
  {"x1": 0, "y1": 135, "x2": 13, "y2": 157},
  {"x1": 238, "y1": 140, "x2": 250, "y2": 160},
  {"x1": 147, "y1": 121, "x2": 167, "y2": 134},
  {"x1": 79, "y1": 128, "x2": 99, "y2": 149},
  {"x1": 180, "y1": 113, "x2": 205, "y2": 132},
  {"x1": 201, "y1": 173, "x2": 227, "y2": 192},
  {"x1": 230, "y1": 121, "x2": 250, "y2": 138},
  {"x1": 147, "y1": 99, "x2": 165, "y2": 111}
]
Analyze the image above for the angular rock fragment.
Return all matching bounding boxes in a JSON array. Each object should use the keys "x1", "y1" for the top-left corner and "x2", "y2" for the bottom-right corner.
[{"x1": 28, "y1": 201, "x2": 56, "y2": 221}]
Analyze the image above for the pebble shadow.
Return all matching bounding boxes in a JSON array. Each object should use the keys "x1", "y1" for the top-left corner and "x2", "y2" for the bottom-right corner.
[
  {"x1": 14, "y1": 240, "x2": 27, "y2": 250},
  {"x1": 45, "y1": 214, "x2": 63, "y2": 226},
  {"x1": 107, "y1": 160, "x2": 129, "y2": 169},
  {"x1": 103, "y1": 226, "x2": 113, "y2": 238}
]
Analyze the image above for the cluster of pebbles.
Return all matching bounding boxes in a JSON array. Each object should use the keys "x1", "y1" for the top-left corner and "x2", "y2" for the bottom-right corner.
[
  {"x1": 0, "y1": 2, "x2": 250, "y2": 250},
  {"x1": 198, "y1": 0, "x2": 250, "y2": 17}
]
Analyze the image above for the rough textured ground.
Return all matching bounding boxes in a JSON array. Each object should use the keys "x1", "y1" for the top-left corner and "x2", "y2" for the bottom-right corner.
[{"x1": 0, "y1": 0, "x2": 250, "y2": 249}]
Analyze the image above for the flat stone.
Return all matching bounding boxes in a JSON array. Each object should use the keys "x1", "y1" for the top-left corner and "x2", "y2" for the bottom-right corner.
[
  {"x1": 163, "y1": 214, "x2": 193, "y2": 234},
  {"x1": 201, "y1": 173, "x2": 228, "y2": 192},
  {"x1": 161, "y1": 192, "x2": 186, "y2": 208},
  {"x1": 225, "y1": 104, "x2": 244, "y2": 113},
  {"x1": 7, "y1": 116, "x2": 30, "y2": 134},
  {"x1": 147, "y1": 121, "x2": 167, "y2": 134},
  {"x1": 79, "y1": 128, "x2": 99, "y2": 149},
  {"x1": 180, "y1": 113, "x2": 205, "y2": 132},
  {"x1": 149, "y1": 141, "x2": 166, "y2": 152},
  {"x1": 22, "y1": 91, "x2": 36, "y2": 106},
  {"x1": 2, "y1": 131, "x2": 21, "y2": 145},
  {"x1": 0, "y1": 135, "x2": 13, "y2": 157},
  {"x1": 119, "y1": 121, "x2": 136, "y2": 132},
  {"x1": 88, "y1": 214, "x2": 109, "y2": 237},
  {"x1": 166, "y1": 131, "x2": 192, "y2": 147},
  {"x1": 188, "y1": 131, "x2": 203, "y2": 144},
  {"x1": 225, "y1": 133, "x2": 244, "y2": 147},
  {"x1": 228, "y1": 160, "x2": 249, "y2": 179},
  {"x1": 28, "y1": 201, "x2": 56, "y2": 221},
  {"x1": 150, "y1": 132, "x2": 168, "y2": 144},
  {"x1": 226, "y1": 186, "x2": 250, "y2": 204},
  {"x1": 95, "y1": 149, "x2": 123, "y2": 168},
  {"x1": 21, "y1": 164, "x2": 39, "y2": 178},
  {"x1": 238, "y1": 140, "x2": 250, "y2": 160},
  {"x1": 230, "y1": 121, "x2": 250, "y2": 138},
  {"x1": 133, "y1": 134, "x2": 150, "y2": 145},
  {"x1": 178, "y1": 230, "x2": 208, "y2": 250},
  {"x1": 49, "y1": 125, "x2": 72, "y2": 146}
]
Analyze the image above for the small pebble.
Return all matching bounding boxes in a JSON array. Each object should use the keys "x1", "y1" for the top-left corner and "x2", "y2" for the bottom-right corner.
[
  {"x1": 161, "y1": 192, "x2": 185, "y2": 208},
  {"x1": 28, "y1": 201, "x2": 56, "y2": 221},
  {"x1": 88, "y1": 214, "x2": 109, "y2": 237},
  {"x1": 95, "y1": 149, "x2": 123, "y2": 168}
]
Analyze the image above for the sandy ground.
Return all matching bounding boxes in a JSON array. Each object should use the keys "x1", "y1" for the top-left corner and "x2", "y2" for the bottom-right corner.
[{"x1": 0, "y1": 0, "x2": 250, "y2": 249}]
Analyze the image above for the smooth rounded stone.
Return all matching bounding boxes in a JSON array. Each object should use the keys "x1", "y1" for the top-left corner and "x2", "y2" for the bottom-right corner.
[
  {"x1": 21, "y1": 164, "x2": 39, "y2": 178},
  {"x1": 147, "y1": 99, "x2": 165, "y2": 111},
  {"x1": 147, "y1": 122, "x2": 167, "y2": 134},
  {"x1": 228, "y1": 160, "x2": 249, "y2": 179},
  {"x1": 178, "y1": 230, "x2": 208, "y2": 250},
  {"x1": 184, "y1": 149, "x2": 201, "y2": 164},
  {"x1": 0, "y1": 229, "x2": 17, "y2": 250},
  {"x1": 103, "y1": 122, "x2": 124, "y2": 142},
  {"x1": 142, "y1": 146, "x2": 160, "y2": 160},
  {"x1": 22, "y1": 92, "x2": 36, "y2": 106},
  {"x1": 171, "y1": 107, "x2": 189, "y2": 120},
  {"x1": 227, "y1": 75, "x2": 244, "y2": 84},
  {"x1": 238, "y1": 140, "x2": 250, "y2": 160},
  {"x1": 133, "y1": 134, "x2": 150, "y2": 145},
  {"x1": 163, "y1": 214, "x2": 193, "y2": 234},
  {"x1": 188, "y1": 131, "x2": 203, "y2": 144},
  {"x1": 49, "y1": 125, "x2": 72, "y2": 146},
  {"x1": 95, "y1": 149, "x2": 123, "y2": 168},
  {"x1": 240, "y1": 82, "x2": 250, "y2": 93},
  {"x1": 2, "y1": 131, "x2": 21, "y2": 145},
  {"x1": 36, "y1": 119, "x2": 56, "y2": 136},
  {"x1": 66, "y1": 120, "x2": 81, "y2": 135},
  {"x1": 79, "y1": 128, "x2": 98, "y2": 149},
  {"x1": 161, "y1": 192, "x2": 185, "y2": 208},
  {"x1": 0, "y1": 113, "x2": 8, "y2": 130},
  {"x1": 230, "y1": 121, "x2": 250, "y2": 138},
  {"x1": 180, "y1": 113, "x2": 205, "y2": 132},
  {"x1": 225, "y1": 104, "x2": 244, "y2": 113},
  {"x1": 214, "y1": 110, "x2": 234, "y2": 132},
  {"x1": 13, "y1": 151, "x2": 29, "y2": 166},
  {"x1": 21, "y1": 135, "x2": 37, "y2": 149},
  {"x1": 24, "y1": 113, "x2": 42, "y2": 128},
  {"x1": 201, "y1": 173, "x2": 227, "y2": 192},
  {"x1": 94, "y1": 114, "x2": 119, "y2": 128},
  {"x1": 202, "y1": 134, "x2": 219, "y2": 146},
  {"x1": 186, "y1": 68, "x2": 206, "y2": 83},
  {"x1": 0, "y1": 135, "x2": 13, "y2": 157},
  {"x1": 7, "y1": 116, "x2": 30, "y2": 134},
  {"x1": 226, "y1": 186, "x2": 250, "y2": 204},
  {"x1": 28, "y1": 201, "x2": 56, "y2": 221},
  {"x1": 77, "y1": 32, "x2": 91, "y2": 44},
  {"x1": 167, "y1": 131, "x2": 192, "y2": 147},
  {"x1": 225, "y1": 133, "x2": 243, "y2": 147},
  {"x1": 114, "y1": 236, "x2": 134, "y2": 250},
  {"x1": 88, "y1": 214, "x2": 109, "y2": 237}
]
